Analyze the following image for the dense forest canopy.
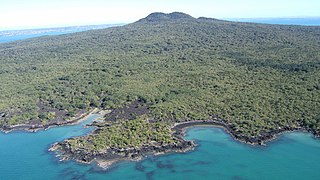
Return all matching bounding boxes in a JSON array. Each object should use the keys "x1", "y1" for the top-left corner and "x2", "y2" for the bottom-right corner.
[{"x1": 0, "y1": 12, "x2": 319, "y2": 137}]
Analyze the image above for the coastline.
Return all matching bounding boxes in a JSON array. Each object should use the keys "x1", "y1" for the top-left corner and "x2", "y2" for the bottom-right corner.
[
  {"x1": 49, "y1": 138, "x2": 195, "y2": 170},
  {"x1": 48, "y1": 115, "x2": 320, "y2": 169},
  {"x1": 0, "y1": 108, "x2": 100, "y2": 134},
  {"x1": 172, "y1": 119, "x2": 318, "y2": 146},
  {"x1": 48, "y1": 118, "x2": 197, "y2": 169},
  {"x1": 2, "y1": 107, "x2": 318, "y2": 169}
]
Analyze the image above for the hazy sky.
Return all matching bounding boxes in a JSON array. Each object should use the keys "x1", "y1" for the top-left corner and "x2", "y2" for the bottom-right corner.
[{"x1": 1, "y1": 0, "x2": 319, "y2": 30}]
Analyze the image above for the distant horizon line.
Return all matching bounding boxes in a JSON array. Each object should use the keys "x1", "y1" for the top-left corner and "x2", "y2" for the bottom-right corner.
[
  {"x1": 227, "y1": 16, "x2": 320, "y2": 20},
  {"x1": 0, "y1": 23, "x2": 126, "y2": 32},
  {"x1": 1, "y1": 16, "x2": 320, "y2": 31}
]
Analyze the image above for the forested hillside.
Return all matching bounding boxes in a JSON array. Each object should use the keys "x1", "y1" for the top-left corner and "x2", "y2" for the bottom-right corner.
[{"x1": 0, "y1": 12, "x2": 319, "y2": 138}]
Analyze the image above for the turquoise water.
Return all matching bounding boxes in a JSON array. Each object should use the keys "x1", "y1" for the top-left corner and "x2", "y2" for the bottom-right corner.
[{"x1": 1, "y1": 115, "x2": 320, "y2": 180}]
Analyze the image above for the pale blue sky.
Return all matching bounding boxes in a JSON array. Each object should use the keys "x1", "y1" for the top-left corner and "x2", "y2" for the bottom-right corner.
[{"x1": 1, "y1": 0, "x2": 319, "y2": 30}]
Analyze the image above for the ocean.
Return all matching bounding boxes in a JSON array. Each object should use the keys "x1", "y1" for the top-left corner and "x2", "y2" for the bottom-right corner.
[
  {"x1": 228, "y1": 17, "x2": 320, "y2": 26},
  {"x1": 0, "y1": 24, "x2": 122, "y2": 43},
  {"x1": 1, "y1": 115, "x2": 320, "y2": 180}
]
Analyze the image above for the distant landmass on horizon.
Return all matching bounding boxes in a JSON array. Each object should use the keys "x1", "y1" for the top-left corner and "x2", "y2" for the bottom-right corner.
[
  {"x1": 228, "y1": 17, "x2": 320, "y2": 26},
  {"x1": 0, "y1": 24, "x2": 124, "y2": 43},
  {"x1": 1, "y1": 17, "x2": 319, "y2": 43}
]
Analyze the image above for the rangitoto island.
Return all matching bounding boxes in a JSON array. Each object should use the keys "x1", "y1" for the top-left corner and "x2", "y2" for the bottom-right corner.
[{"x1": 1, "y1": 12, "x2": 320, "y2": 168}]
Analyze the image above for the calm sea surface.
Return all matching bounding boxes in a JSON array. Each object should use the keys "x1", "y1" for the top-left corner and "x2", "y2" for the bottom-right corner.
[
  {"x1": 0, "y1": 24, "x2": 121, "y2": 43},
  {"x1": 0, "y1": 30, "x2": 78, "y2": 43},
  {"x1": 231, "y1": 18, "x2": 320, "y2": 26},
  {"x1": 1, "y1": 114, "x2": 320, "y2": 180}
]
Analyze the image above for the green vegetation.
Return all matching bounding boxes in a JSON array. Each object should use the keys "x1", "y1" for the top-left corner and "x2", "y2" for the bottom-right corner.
[
  {"x1": 66, "y1": 116, "x2": 175, "y2": 151},
  {"x1": 0, "y1": 12, "x2": 319, "y2": 139}
]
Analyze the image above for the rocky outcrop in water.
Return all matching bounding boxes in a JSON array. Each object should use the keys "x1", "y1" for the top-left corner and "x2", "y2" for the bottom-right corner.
[{"x1": 50, "y1": 136, "x2": 195, "y2": 168}]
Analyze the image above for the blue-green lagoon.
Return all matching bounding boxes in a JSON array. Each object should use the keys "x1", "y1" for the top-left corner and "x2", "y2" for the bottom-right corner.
[{"x1": 1, "y1": 114, "x2": 320, "y2": 180}]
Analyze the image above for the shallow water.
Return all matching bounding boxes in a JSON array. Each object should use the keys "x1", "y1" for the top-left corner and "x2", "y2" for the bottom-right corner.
[{"x1": 1, "y1": 115, "x2": 320, "y2": 180}]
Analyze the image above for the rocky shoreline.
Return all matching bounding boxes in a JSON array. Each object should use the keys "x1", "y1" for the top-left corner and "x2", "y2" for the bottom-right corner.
[
  {"x1": 3, "y1": 102, "x2": 318, "y2": 169},
  {"x1": 49, "y1": 116, "x2": 320, "y2": 169},
  {"x1": 0, "y1": 108, "x2": 99, "y2": 133},
  {"x1": 173, "y1": 119, "x2": 319, "y2": 146},
  {"x1": 49, "y1": 135, "x2": 195, "y2": 169}
]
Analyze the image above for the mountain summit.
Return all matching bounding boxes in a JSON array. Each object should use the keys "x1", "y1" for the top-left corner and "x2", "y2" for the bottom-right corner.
[{"x1": 136, "y1": 12, "x2": 194, "y2": 23}]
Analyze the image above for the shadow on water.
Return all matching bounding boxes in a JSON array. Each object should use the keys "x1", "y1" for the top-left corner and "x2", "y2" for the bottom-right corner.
[
  {"x1": 192, "y1": 160, "x2": 212, "y2": 166},
  {"x1": 135, "y1": 162, "x2": 146, "y2": 172},
  {"x1": 146, "y1": 155, "x2": 159, "y2": 163},
  {"x1": 146, "y1": 170, "x2": 155, "y2": 180},
  {"x1": 156, "y1": 160, "x2": 174, "y2": 169},
  {"x1": 59, "y1": 167, "x2": 87, "y2": 180},
  {"x1": 181, "y1": 169, "x2": 195, "y2": 173},
  {"x1": 232, "y1": 175, "x2": 248, "y2": 180}
]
